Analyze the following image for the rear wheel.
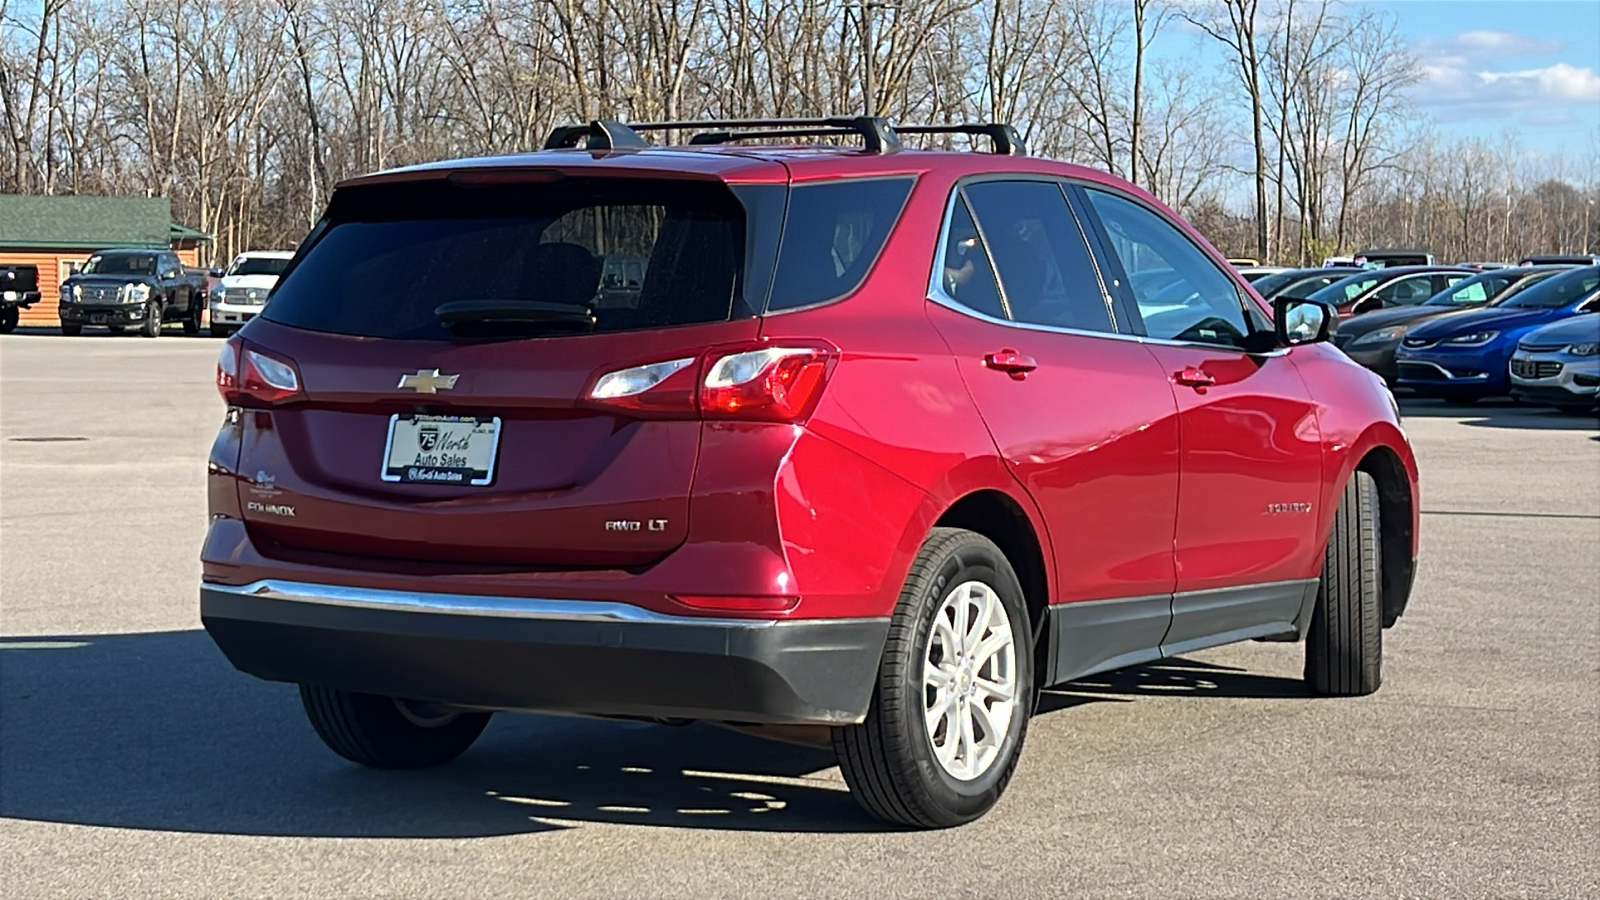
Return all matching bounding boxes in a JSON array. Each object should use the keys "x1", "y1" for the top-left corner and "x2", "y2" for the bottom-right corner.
[
  {"x1": 182, "y1": 300, "x2": 202, "y2": 335},
  {"x1": 139, "y1": 300, "x2": 162, "y2": 337},
  {"x1": 299, "y1": 685, "x2": 492, "y2": 768},
  {"x1": 0, "y1": 306, "x2": 18, "y2": 333},
  {"x1": 833, "y1": 528, "x2": 1032, "y2": 828},
  {"x1": 1305, "y1": 471, "x2": 1383, "y2": 696}
]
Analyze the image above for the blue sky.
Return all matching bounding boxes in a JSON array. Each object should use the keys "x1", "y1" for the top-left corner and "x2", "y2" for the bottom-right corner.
[{"x1": 1157, "y1": 1, "x2": 1600, "y2": 160}]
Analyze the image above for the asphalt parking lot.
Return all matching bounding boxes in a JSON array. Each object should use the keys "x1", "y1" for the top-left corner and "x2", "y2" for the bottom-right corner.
[{"x1": 1, "y1": 332, "x2": 1596, "y2": 899}]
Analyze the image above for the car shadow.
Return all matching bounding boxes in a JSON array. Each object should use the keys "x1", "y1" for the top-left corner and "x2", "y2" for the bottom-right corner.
[
  {"x1": 0, "y1": 325, "x2": 216, "y2": 338},
  {"x1": 1398, "y1": 397, "x2": 1598, "y2": 430},
  {"x1": 0, "y1": 631, "x2": 876, "y2": 837},
  {"x1": 0, "y1": 633, "x2": 1292, "y2": 839},
  {"x1": 1049, "y1": 656, "x2": 1311, "y2": 701}
]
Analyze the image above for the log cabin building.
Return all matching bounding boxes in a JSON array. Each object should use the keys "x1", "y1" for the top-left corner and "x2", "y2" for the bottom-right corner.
[{"x1": 0, "y1": 194, "x2": 212, "y2": 326}]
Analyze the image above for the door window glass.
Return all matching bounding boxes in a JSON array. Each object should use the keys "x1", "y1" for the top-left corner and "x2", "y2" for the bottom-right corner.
[
  {"x1": 936, "y1": 196, "x2": 1005, "y2": 320},
  {"x1": 1084, "y1": 189, "x2": 1253, "y2": 346},
  {"x1": 1373, "y1": 275, "x2": 1433, "y2": 305},
  {"x1": 962, "y1": 181, "x2": 1115, "y2": 333}
]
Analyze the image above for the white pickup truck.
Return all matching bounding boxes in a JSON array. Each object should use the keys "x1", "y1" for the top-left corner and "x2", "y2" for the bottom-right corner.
[{"x1": 209, "y1": 250, "x2": 294, "y2": 337}]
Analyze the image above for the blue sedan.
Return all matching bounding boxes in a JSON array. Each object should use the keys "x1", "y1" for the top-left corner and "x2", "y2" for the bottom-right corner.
[{"x1": 1395, "y1": 265, "x2": 1600, "y2": 401}]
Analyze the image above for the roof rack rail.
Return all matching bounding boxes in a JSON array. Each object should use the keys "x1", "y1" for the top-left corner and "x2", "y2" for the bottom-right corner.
[
  {"x1": 543, "y1": 116, "x2": 901, "y2": 153},
  {"x1": 542, "y1": 118, "x2": 652, "y2": 151},
  {"x1": 895, "y1": 123, "x2": 1026, "y2": 156},
  {"x1": 540, "y1": 117, "x2": 1026, "y2": 156}
]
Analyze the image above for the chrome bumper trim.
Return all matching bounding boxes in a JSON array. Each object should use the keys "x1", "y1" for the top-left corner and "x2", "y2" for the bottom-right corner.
[{"x1": 204, "y1": 579, "x2": 794, "y2": 628}]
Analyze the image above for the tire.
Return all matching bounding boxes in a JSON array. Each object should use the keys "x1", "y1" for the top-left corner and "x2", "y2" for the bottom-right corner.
[
  {"x1": 833, "y1": 527, "x2": 1033, "y2": 828},
  {"x1": 1305, "y1": 471, "x2": 1383, "y2": 696},
  {"x1": 0, "y1": 306, "x2": 18, "y2": 333},
  {"x1": 299, "y1": 685, "x2": 492, "y2": 769},
  {"x1": 139, "y1": 299, "x2": 162, "y2": 337},
  {"x1": 182, "y1": 300, "x2": 202, "y2": 335},
  {"x1": 210, "y1": 324, "x2": 233, "y2": 339},
  {"x1": 60, "y1": 323, "x2": 82, "y2": 336}
]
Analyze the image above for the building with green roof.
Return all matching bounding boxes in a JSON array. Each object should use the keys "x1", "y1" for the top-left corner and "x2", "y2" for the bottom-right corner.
[{"x1": 0, "y1": 194, "x2": 211, "y2": 325}]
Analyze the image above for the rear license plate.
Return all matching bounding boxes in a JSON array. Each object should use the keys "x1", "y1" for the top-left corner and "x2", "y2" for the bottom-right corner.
[
  {"x1": 382, "y1": 414, "x2": 501, "y2": 486},
  {"x1": 90, "y1": 313, "x2": 106, "y2": 324}
]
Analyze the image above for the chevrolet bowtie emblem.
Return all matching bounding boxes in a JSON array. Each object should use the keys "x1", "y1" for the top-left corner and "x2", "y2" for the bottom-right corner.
[{"x1": 398, "y1": 369, "x2": 460, "y2": 393}]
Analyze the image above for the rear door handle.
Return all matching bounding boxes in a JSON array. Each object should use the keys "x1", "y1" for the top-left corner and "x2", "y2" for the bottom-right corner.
[
  {"x1": 1174, "y1": 366, "x2": 1216, "y2": 388},
  {"x1": 984, "y1": 349, "x2": 1038, "y2": 378}
]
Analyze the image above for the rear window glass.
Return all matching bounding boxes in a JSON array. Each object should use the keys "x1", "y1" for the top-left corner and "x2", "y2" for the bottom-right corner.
[
  {"x1": 264, "y1": 178, "x2": 750, "y2": 341},
  {"x1": 767, "y1": 177, "x2": 913, "y2": 312}
]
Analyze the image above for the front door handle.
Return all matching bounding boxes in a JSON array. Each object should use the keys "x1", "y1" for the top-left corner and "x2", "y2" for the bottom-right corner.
[
  {"x1": 984, "y1": 349, "x2": 1038, "y2": 379},
  {"x1": 1174, "y1": 366, "x2": 1216, "y2": 388}
]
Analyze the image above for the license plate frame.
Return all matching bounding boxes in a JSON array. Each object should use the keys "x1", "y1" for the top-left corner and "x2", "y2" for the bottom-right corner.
[{"x1": 380, "y1": 414, "x2": 502, "y2": 486}]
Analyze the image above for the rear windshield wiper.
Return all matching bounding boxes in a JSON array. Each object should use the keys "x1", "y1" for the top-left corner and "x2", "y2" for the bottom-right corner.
[{"x1": 434, "y1": 300, "x2": 596, "y2": 336}]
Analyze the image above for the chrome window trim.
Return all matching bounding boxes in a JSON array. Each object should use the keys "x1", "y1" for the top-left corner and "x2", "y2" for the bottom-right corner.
[
  {"x1": 923, "y1": 173, "x2": 1294, "y2": 357},
  {"x1": 204, "y1": 579, "x2": 886, "y2": 629}
]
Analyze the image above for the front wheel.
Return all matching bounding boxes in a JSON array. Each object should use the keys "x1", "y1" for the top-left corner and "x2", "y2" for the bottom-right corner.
[
  {"x1": 209, "y1": 323, "x2": 233, "y2": 338},
  {"x1": 0, "y1": 305, "x2": 18, "y2": 333},
  {"x1": 833, "y1": 528, "x2": 1033, "y2": 828},
  {"x1": 299, "y1": 685, "x2": 492, "y2": 768},
  {"x1": 60, "y1": 323, "x2": 82, "y2": 336},
  {"x1": 138, "y1": 300, "x2": 162, "y2": 337},
  {"x1": 1305, "y1": 471, "x2": 1383, "y2": 696}
]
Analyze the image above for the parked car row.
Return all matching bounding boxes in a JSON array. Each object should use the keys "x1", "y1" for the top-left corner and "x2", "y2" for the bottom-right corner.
[
  {"x1": 1318, "y1": 264, "x2": 1599, "y2": 411},
  {"x1": 45, "y1": 248, "x2": 292, "y2": 337}
]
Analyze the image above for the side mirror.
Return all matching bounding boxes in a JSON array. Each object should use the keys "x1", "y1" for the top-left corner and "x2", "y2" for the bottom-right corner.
[
  {"x1": 209, "y1": 267, "x2": 225, "y2": 278},
  {"x1": 1274, "y1": 297, "x2": 1334, "y2": 347}
]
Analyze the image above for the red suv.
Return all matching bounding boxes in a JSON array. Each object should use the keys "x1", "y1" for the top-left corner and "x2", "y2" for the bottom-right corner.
[{"x1": 201, "y1": 117, "x2": 1419, "y2": 828}]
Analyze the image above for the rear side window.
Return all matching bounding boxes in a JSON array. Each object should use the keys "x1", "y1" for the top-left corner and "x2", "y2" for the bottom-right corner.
[
  {"x1": 767, "y1": 177, "x2": 913, "y2": 312},
  {"x1": 963, "y1": 180, "x2": 1115, "y2": 333},
  {"x1": 264, "y1": 178, "x2": 750, "y2": 341}
]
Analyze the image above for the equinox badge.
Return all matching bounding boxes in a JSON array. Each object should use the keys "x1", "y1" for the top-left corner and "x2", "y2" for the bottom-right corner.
[{"x1": 398, "y1": 369, "x2": 460, "y2": 393}]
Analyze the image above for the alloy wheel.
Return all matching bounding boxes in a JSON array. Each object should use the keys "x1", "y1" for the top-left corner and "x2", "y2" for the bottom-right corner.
[{"x1": 922, "y1": 580, "x2": 1018, "y2": 781}]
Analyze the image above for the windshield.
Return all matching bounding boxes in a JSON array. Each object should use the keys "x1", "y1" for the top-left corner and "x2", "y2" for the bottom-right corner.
[
  {"x1": 81, "y1": 254, "x2": 157, "y2": 276},
  {"x1": 1307, "y1": 273, "x2": 1383, "y2": 305},
  {"x1": 1500, "y1": 267, "x2": 1600, "y2": 309},
  {"x1": 1485, "y1": 270, "x2": 1562, "y2": 306},
  {"x1": 227, "y1": 256, "x2": 291, "y2": 277}
]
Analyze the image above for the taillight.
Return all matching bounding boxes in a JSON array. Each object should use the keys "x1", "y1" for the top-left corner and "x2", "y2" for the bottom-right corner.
[
  {"x1": 217, "y1": 335, "x2": 302, "y2": 406},
  {"x1": 216, "y1": 335, "x2": 241, "y2": 401},
  {"x1": 700, "y1": 346, "x2": 832, "y2": 421},
  {"x1": 586, "y1": 343, "x2": 837, "y2": 422},
  {"x1": 587, "y1": 357, "x2": 698, "y2": 412}
]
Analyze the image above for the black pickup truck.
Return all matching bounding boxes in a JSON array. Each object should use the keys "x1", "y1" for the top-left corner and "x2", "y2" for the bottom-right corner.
[
  {"x1": 1, "y1": 264, "x2": 42, "y2": 333},
  {"x1": 58, "y1": 248, "x2": 208, "y2": 337}
]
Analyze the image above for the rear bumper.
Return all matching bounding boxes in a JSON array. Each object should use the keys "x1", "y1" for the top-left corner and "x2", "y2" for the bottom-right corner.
[{"x1": 201, "y1": 580, "x2": 888, "y2": 725}]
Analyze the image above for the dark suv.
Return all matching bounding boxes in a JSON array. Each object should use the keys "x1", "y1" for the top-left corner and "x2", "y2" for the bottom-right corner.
[{"x1": 201, "y1": 117, "x2": 1420, "y2": 828}]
